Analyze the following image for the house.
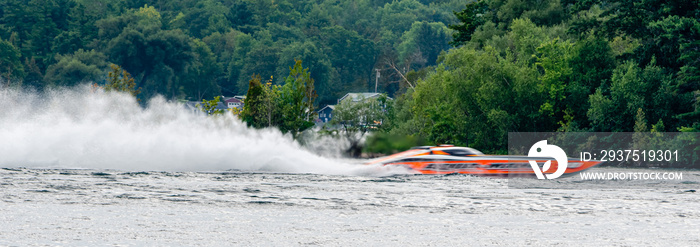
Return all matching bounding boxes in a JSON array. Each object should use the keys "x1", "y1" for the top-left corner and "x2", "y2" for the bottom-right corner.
[
  {"x1": 334, "y1": 92, "x2": 393, "y2": 127},
  {"x1": 221, "y1": 95, "x2": 245, "y2": 110},
  {"x1": 224, "y1": 97, "x2": 244, "y2": 109},
  {"x1": 317, "y1": 105, "x2": 335, "y2": 123},
  {"x1": 184, "y1": 101, "x2": 200, "y2": 114},
  {"x1": 212, "y1": 102, "x2": 228, "y2": 112},
  {"x1": 315, "y1": 92, "x2": 392, "y2": 126}
]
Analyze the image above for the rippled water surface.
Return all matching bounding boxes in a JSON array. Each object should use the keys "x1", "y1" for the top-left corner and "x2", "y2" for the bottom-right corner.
[
  {"x1": 1, "y1": 167, "x2": 699, "y2": 246},
  {"x1": 1, "y1": 88, "x2": 699, "y2": 245}
]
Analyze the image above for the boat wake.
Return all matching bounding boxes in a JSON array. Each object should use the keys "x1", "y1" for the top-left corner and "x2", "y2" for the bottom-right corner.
[{"x1": 0, "y1": 85, "x2": 405, "y2": 176}]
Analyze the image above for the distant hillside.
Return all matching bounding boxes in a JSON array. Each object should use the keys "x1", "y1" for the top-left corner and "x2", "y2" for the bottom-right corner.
[{"x1": 0, "y1": 0, "x2": 465, "y2": 105}]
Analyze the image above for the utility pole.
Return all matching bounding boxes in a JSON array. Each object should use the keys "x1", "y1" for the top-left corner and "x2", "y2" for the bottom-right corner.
[{"x1": 375, "y1": 69, "x2": 380, "y2": 93}]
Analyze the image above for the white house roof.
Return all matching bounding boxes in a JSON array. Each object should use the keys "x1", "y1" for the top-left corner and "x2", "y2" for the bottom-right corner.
[
  {"x1": 338, "y1": 93, "x2": 381, "y2": 103},
  {"x1": 318, "y1": 105, "x2": 335, "y2": 112},
  {"x1": 222, "y1": 95, "x2": 246, "y2": 102}
]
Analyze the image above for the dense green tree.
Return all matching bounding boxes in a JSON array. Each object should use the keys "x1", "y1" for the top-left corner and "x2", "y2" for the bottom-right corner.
[
  {"x1": 405, "y1": 44, "x2": 541, "y2": 152},
  {"x1": 319, "y1": 26, "x2": 377, "y2": 92},
  {"x1": 2, "y1": 0, "x2": 697, "y2": 157},
  {"x1": 236, "y1": 30, "x2": 281, "y2": 92},
  {"x1": 225, "y1": 0, "x2": 255, "y2": 33},
  {"x1": 491, "y1": 0, "x2": 567, "y2": 26},
  {"x1": 449, "y1": 0, "x2": 488, "y2": 46},
  {"x1": 240, "y1": 75, "x2": 268, "y2": 128},
  {"x1": 51, "y1": 3, "x2": 100, "y2": 56},
  {"x1": 0, "y1": 38, "x2": 24, "y2": 83},
  {"x1": 587, "y1": 61, "x2": 691, "y2": 132},
  {"x1": 0, "y1": 0, "x2": 467, "y2": 100},
  {"x1": 278, "y1": 60, "x2": 317, "y2": 137},
  {"x1": 377, "y1": 0, "x2": 433, "y2": 39},
  {"x1": 44, "y1": 49, "x2": 107, "y2": 86},
  {"x1": 180, "y1": 38, "x2": 222, "y2": 100},
  {"x1": 170, "y1": 0, "x2": 230, "y2": 38},
  {"x1": 277, "y1": 41, "x2": 334, "y2": 105},
  {"x1": 397, "y1": 21, "x2": 452, "y2": 69},
  {"x1": 241, "y1": 60, "x2": 318, "y2": 137},
  {"x1": 534, "y1": 38, "x2": 573, "y2": 129},
  {"x1": 565, "y1": 36, "x2": 616, "y2": 128}
]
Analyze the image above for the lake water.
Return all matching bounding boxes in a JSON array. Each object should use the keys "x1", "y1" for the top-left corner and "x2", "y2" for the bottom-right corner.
[
  {"x1": 1, "y1": 87, "x2": 699, "y2": 246},
  {"x1": 1, "y1": 167, "x2": 699, "y2": 246}
]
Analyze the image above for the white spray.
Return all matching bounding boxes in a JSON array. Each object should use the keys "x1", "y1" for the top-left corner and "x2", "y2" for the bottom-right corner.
[{"x1": 0, "y1": 85, "x2": 405, "y2": 175}]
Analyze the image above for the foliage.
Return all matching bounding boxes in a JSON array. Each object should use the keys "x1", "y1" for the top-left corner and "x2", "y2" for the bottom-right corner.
[
  {"x1": 241, "y1": 60, "x2": 318, "y2": 138},
  {"x1": 363, "y1": 132, "x2": 425, "y2": 156},
  {"x1": 278, "y1": 60, "x2": 318, "y2": 137},
  {"x1": 0, "y1": 0, "x2": 468, "y2": 105},
  {"x1": 105, "y1": 64, "x2": 140, "y2": 97},
  {"x1": 398, "y1": 21, "x2": 452, "y2": 68},
  {"x1": 449, "y1": 0, "x2": 488, "y2": 46},
  {"x1": 44, "y1": 49, "x2": 106, "y2": 86},
  {"x1": 198, "y1": 96, "x2": 225, "y2": 116},
  {"x1": 534, "y1": 38, "x2": 573, "y2": 125},
  {"x1": 330, "y1": 94, "x2": 390, "y2": 157},
  {"x1": 1, "y1": 0, "x2": 698, "y2": 157},
  {"x1": 0, "y1": 38, "x2": 24, "y2": 84},
  {"x1": 382, "y1": 0, "x2": 699, "y2": 154},
  {"x1": 241, "y1": 75, "x2": 273, "y2": 128}
]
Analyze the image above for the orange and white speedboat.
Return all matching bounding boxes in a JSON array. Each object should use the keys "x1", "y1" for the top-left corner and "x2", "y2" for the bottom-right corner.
[{"x1": 365, "y1": 145, "x2": 603, "y2": 177}]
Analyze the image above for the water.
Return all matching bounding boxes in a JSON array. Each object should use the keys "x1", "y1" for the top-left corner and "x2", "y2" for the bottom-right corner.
[
  {"x1": 1, "y1": 87, "x2": 699, "y2": 245},
  {"x1": 1, "y1": 167, "x2": 699, "y2": 246}
]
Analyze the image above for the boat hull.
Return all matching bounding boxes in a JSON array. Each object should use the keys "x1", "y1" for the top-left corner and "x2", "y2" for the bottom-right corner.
[
  {"x1": 377, "y1": 158, "x2": 602, "y2": 176},
  {"x1": 365, "y1": 146, "x2": 603, "y2": 177}
]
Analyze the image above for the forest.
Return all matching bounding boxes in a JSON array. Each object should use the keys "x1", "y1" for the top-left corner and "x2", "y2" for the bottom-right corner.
[
  {"x1": 378, "y1": 0, "x2": 700, "y2": 154},
  {"x1": 0, "y1": 0, "x2": 462, "y2": 106},
  {"x1": 0, "y1": 0, "x2": 698, "y2": 155}
]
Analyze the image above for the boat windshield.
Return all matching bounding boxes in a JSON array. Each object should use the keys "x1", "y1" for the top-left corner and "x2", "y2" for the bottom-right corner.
[{"x1": 441, "y1": 148, "x2": 483, "y2": 156}]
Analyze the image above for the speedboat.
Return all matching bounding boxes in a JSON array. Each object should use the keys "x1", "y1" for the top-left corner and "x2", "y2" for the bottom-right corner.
[{"x1": 365, "y1": 145, "x2": 603, "y2": 177}]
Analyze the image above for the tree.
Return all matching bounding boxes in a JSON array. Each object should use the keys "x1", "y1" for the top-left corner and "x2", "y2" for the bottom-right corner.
[
  {"x1": 276, "y1": 41, "x2": 334, "y2": 105},
  {"x1": 198, "y1": 96, "x2": 225, "y2": 116},
  {"x1": 181, "y1": 38, "x2": 222, "y2": 100},
  {"x1": 44, "y1": 49, "x2": 107, "y2": 86},
  {"x1": 240, "y1": 60, "x2": 318, "y2": 138},
  {"x1": 236, "y1": 30, "x2": 281, "y2": 93},
  {"x1": 449, "y1": 0, "x2": 488, "y2": 47},
  {"x1": 105, "y1": 64, "x2": 140, "y2": 97},
  {"x1": 240, "y1": 74, "x2": 283, "y2": 128},
  {"x1": 260, "y1": 77, "x2": 282, "y2": 128},
  {"x1": 241, "y1": 75, "x2": 270, "y2": 128},
  {"x1": 566, "y1": 36, "x2": 616, "y2": 128},
  {"x1": 397, "y1": 21, "x2": 452, "y2": 69},
  {"x1": 99, "y1": 6, "x2": 196, "y2": 99},
  {"x1": 241, "y1": 75, "x2": 262, "y2": 126},
  {"x1": 0, "y1": 38, "x2": 24, "y2": 84},
  {"x1": 331, "y1": 94, "x2": 390, "y2": 157},
  {"x1": 587, "y1": 60, "x2": 689, "y2": 132},
  {"x1": 319, "y1": 26, "x2": 378, "y2": 92},
  {"x1": 278, "y1": 60, "x2": 318, "y2": 137},
  {"x1": 534, "y1": 38, "x2": 573, "y2": 129}
]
